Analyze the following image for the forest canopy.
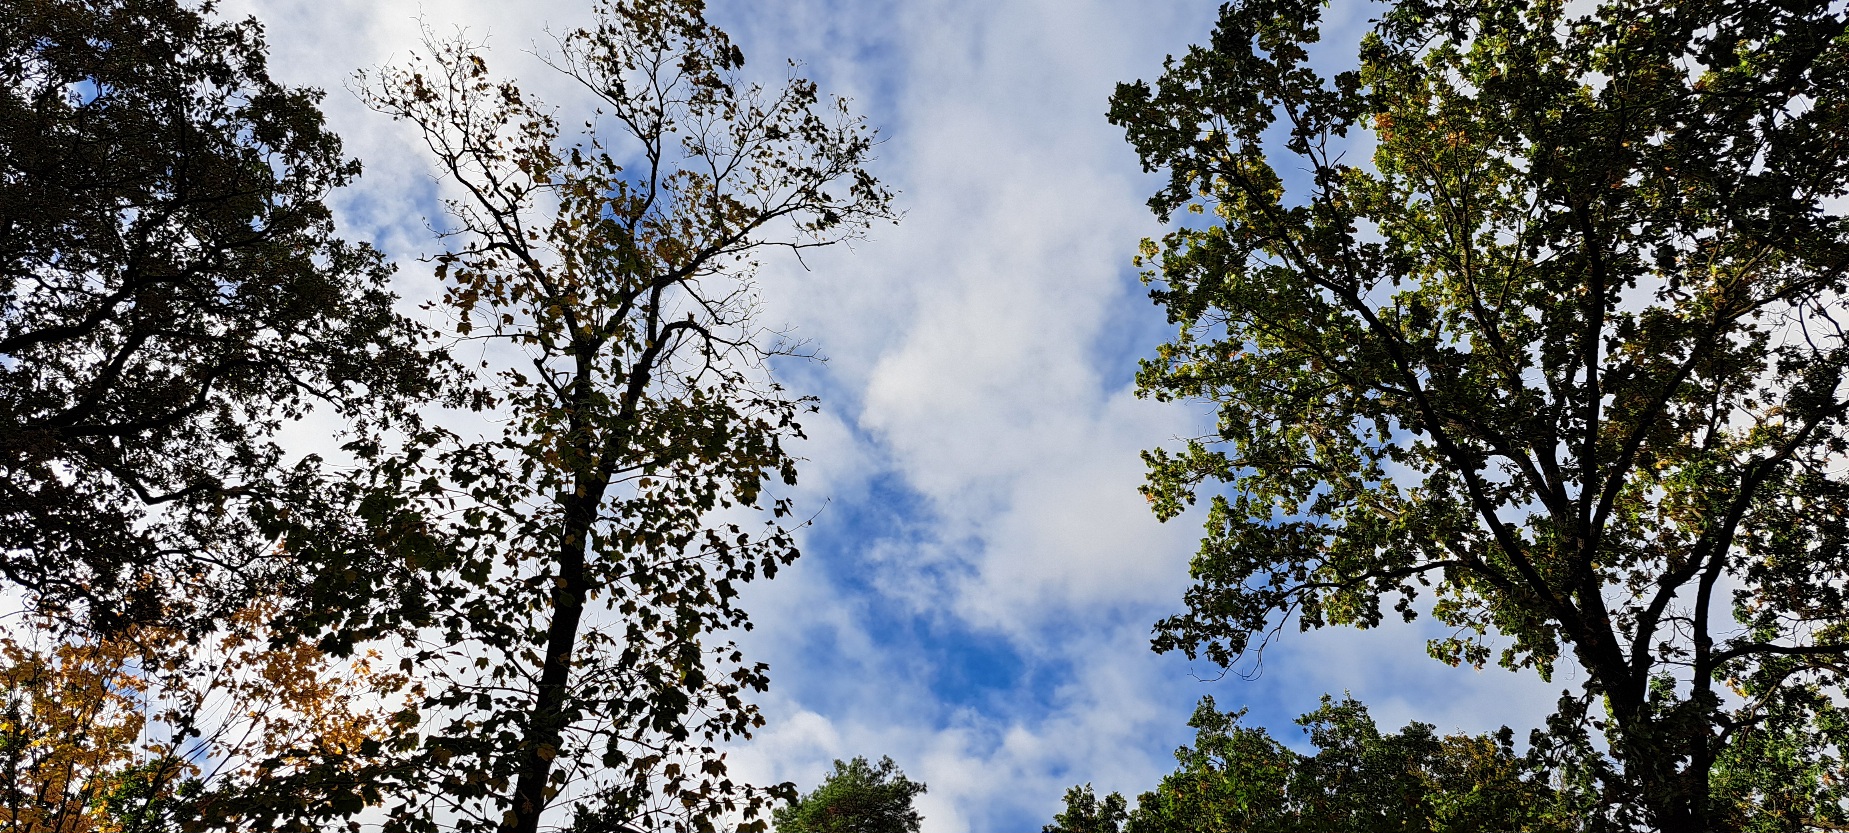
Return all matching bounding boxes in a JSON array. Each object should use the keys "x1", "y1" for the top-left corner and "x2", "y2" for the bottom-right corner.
[{"x1": 6, "y1": 0, "x2": 1849, "y2": 831}]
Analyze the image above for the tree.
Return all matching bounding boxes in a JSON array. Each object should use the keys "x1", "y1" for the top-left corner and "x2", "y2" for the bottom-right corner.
[
  {"x1": 358, "y1": 2, "x2": 893, "y2": 830},
  {"x1": 1046, "y1": 696, "x2": 1570, "y2": 833},
  {"x1": 0, "y1": 601, "x2": 415, "y2": 832},
  {"x1": 0, "y1": 2, "x2": 479, "y2": 828},
  {"x1": 773, "y1": 757, "x2": 926, "y2": 833},
  {"x1": 0, "y1": 0, "x2": 437, "y2": 636},
  {"x1": 1111, "y1": 0, "x2": 1849, "y2": 829}
]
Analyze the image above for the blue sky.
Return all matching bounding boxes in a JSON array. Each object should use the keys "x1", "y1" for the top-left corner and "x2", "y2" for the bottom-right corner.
[{"x1": 230, "y1": 1, "x2": 1569, "y2": 829}]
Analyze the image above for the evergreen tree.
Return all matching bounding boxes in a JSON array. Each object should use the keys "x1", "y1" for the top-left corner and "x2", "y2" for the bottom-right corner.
[{"x1": 776, "y1": 757, "x2": 927, "y2": 833}]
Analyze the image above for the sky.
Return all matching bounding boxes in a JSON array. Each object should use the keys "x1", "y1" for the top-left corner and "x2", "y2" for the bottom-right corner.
[{"x1": 222, "y1": 1, "x2": 1571, "y2": 830}]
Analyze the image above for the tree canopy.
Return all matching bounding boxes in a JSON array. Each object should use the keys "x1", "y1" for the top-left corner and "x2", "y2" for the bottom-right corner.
[
  {"x1": 774, "y1": 756, "x2": 927, "y2": 833},
  {"x1": 0, "y1": 0, "x2": 436, "y2": 636},
  {"x1": 358, "y1": 1, "x2": 893, "y2": 830},
  {"x1": 1047, "y1": 696, "x2": 1570, "y2": 833},
  {"x1": 1112, "y1": 0, "x2": 1849, "y2": 828},
  {"x1": 38, "y1": 0, "x2": 1849, "y2": 829},
  {"x1": 0, "y1": 0, "x2": 445, "y2": 827}
]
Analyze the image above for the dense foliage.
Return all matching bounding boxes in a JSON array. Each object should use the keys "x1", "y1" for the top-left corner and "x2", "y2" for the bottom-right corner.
[
  {"x1": 0, "y1": 0, "x2": 440, "y2": 827},
  {"x1": 1048, "y1": 696, "x2": 1570, "y2": 833},
  {"x1": 1113, "y1": 0, "x2": 1849, "y2": 828},
  {"x1": 774, "y1": 756, "x2": 927, "y2": 833},
  {"x1": 0, "y1": 0, "x2": 435, "y2": 636}
]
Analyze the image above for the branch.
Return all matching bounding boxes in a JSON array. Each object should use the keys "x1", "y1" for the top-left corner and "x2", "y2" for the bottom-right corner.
[{"x1": 1710, "y1": 641, "x2": 1849, "y2": 668}]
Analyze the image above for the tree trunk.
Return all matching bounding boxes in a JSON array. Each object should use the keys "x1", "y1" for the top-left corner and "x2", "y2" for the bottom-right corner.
[
  {"x1": 1612, "y1": 706, "x2": 1714, "y2": 833},
  {"x1": 506, "y1": 489, "x2": 598, "y2": 833}
]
